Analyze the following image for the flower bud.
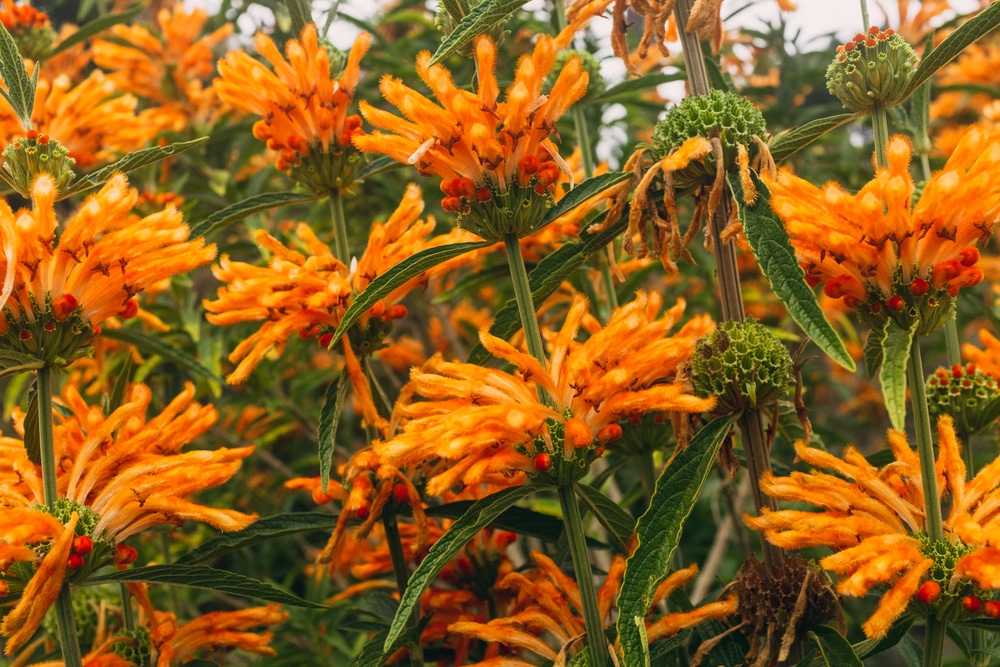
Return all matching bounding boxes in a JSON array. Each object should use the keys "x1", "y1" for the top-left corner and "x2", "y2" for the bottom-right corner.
[{"x1": 825, "y1": 27, "x2": 918, "y2": 112}]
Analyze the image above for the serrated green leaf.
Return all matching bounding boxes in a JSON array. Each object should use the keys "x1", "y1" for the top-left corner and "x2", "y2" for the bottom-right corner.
[
  {"x1": 355, "y1": 155, "x2": 405, "y2": 181},
  {"x1": 424, "y1": 501, "x2": 564, "y2": 542},
  {"x1": 853, "y1": 614, "x2": 913, "y2": 659},
  {"x1": 0, "y1": 22, "x2": 34, "y2": 130},
  {"x1": 429, "y1": 0, "x2": 529, "y2": 65},
  {"x1": 190, "y1": 191, "x2": 319, "y2": 239},
  {"x1": 904, "y1": 1, "x2": 1000, "y2": 99},
  {"x1": 864, "y1": 326, "x2": 885, "y2": 379},
  {"x1": 467, "y1": 213, "x2": 628, "y2": 365},
  {"x1": 729, "y1": 173, "x2": 855, "y2": 371},
  {"x1": 86, "y1": 564, "x2": 325, "y2": 608},
  {"x1": 589, "y1": 73, "x2": 687, "y2": 105},
  {"x1": 648, "y1": 629, "x2": 692, "y2": 662},
  {"x1": 47, "y1": 5, "x2": 144, "y2": 57},
  {"x1": 100, "y1": 327, "x2": 223, "y2": 390},
  {"x1": 328, "y1": 241, "x2": 491, "y2": 350},
  {"x1": 529, "y1": 171, "x2": 631, "y2": 235},
  {"x1": 616, "y1": 417, "x2": 734, "y2": 667},
  {"x1": 383, "y1": 485, "x2": 542, "y2": 652},
  {"x1": 896, "y1": 633, "x2": 922, "y2": 667},
  {"x1": 318, "y1": 373, "x2": 350, "y2": 494},
  {"x1": 879, "y1": 319, "x2": 916, "y2": 431},
  {"x1": 809, "y1": 626, "x2": 863, "y2": 667},
  {"x1": 63, "y1": 137, "x2": 209, "y2": 198},
  {"x1": 176, "y1": 513, "x2": 337, "y2": 565},
  {"x1": 575, "y1": 483, "x2": 633, "y2": 554},
  {"x1": 285, "y1": 0, "x2": 313, "y2": 35},
  {"x1": 353, "y1": 621, "x2": 426, "y2": 667},
  {"x1": 768, "y1": 113, "x2": 859, "y2": 163},
  {"x1": 22, "y1": 380, "x2": 39, "y2": 465}
]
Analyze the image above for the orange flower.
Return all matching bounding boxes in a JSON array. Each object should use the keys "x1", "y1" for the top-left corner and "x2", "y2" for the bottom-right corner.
[
  {"x1": 746, "y1": 415, "x2": 1000, "y2": 639},
  {"x1": 964, "y1": 328, "x2": 1000, "y2": 379},
  {"x1": 766, "y1": 130, "x2": 1000, "y2": 334},
  {"x1": 449, "y1": 550, "x2": 736, "y2": 664},
  {"x1": 1, "y1": 510, "x2": 77, "y2": 655},
  {"x1": 204, "y1": 184, "x2": 476, "y2": 426},
  {"x1": 0, "y1": 0, "x2": 55, "y2": 61},
  {"x1": 377, "y1": 292, "x2": 714, "y2": 497},
  {"x1": 92, "y1": 4, "x2": 234, "y2": 130},
  {"x1": 0, "y1": 173, "x2": 215, "y2": 366},
  {"x1": 355, "y1": 34, "x2": 588, "y2": 240},
  {"x1": 214, "y1": 24, "x2": 370, "y2": 191}
]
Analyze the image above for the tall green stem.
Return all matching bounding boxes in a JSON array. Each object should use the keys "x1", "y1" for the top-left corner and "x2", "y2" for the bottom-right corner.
[
  {"x1": 924, "y1": 616, "x2": 946, "y2": 667},
  {"x1": 37, "y1": 366, "x2": 84, "y2": 667},
  {"x1": 908, "y1": 342, "x2": 943, "y2": 541},
  {"x1": 871, "y1": 101, "x2": 890, "y2": 170},
  {"x1": 503, "y1": 233, "x2": 548, "y2": 372},
  {"x1": 859, "y1": 0, "x2": 871, "y2": 30},
  {"x1": 383, "y1": 511, "x2": 424, "y2": 667},
  {"x1": 559, "y1": 484, "x2": 611, "y2": 667},
  {"x1": 329, "y1": 190, "x2": 351, "y2": 265}
]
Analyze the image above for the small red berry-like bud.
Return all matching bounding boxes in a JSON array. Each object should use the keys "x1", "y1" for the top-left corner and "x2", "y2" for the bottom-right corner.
[
  {"x1": 43, "y1": 321, "x2": 55, "y2": 332},
  {"x1": 26, "y1": 129, "x2": 37, "y2": 140},
  {"x1": 355, "y1": 505, "x2": 370, "y2": 520},
  {"x1": 843, "y1": 295, "x2": 860, "y2": 309},
  {"x1": 916, "y1": 580, "x2": 941, "y2": 604},
  {"x1": 392, "y1": 483, "x2": 408, "y2": 504},
  {"x1": 0, "y1": 580, "x2": 7, "y2": 596},
  {"x1": 595, "y1": 446, "x2": 605, "y2": 457},
  {"x1": 476, "y1": 187, "x2": 491, "y2": 201},
  {"x1": 496, "y1": 531, "x2": 518, "y2": 548},
  {"x1": 298, "y1": 326, "x2": 319, "y2": 340},
  {"x1": 52, "y1": 294, "x2": 78, "y2": 320},
  {"x1": 953, "y1": 364, "x2": 964, "y2": 379},
  {"x1": 984, "y1": 600, "x2": 1000, "y2": 618},
  {"x1": 456, "y1": 178, "x2": 477, "y2": 200},
  {"x1": 18, "y1": 330, "x2": 31, "y2": 340},
  {"x1": 533, "y1": 452, "x2": 551, "y2": 472},
  {"x1": 518, "y1": 155, "x2": 540, "y2": 175},
  {"x1": 886, "y1": 295, "x2": 905, "y2": 311},
  {"x1": 369, "y1": 301, "x2": 386, "y2": 318},
  {"x1": 629, "y1": 412, "x2": 642, "y2": 424},
  {"x1": 318, "y1": 333, "x2": 334, "y2": 348},
  {"x1": 597, "y1": 423, "x2": 622, "y2": 445},
  {"x1": 119, "y1": 299, "x2": 139, "y2": 320},
  {"x1": 910, "y1": 278, "x2": 930, "y2": 296},
  {"x1": 868, "y1": 25, "x2": 880, "y2": 35},
  {"x1": 853, "y1": 33, "x2": 866, "y2": 42},
  {"x1": 869, "y1": 302, "x2": 882, "y2": 314},
  {"x1": 384, "y1": 305, "x2": 408, "y2": 321},
  {"x1": 115, "y1": 544, "x2": 138, "y2": 567},
  {"x1": 958, "y1": 247, "x2": 980, "y2": 267},
  {"x1": 67, "y1": 553, "x2": 85, "y2": 569},
  {"x1": 962, "y1": 595, "x2": 982, "y2": 613},
  {"x1": 72, "y1": 535, "x2": 93, "y2": 556},
  {"x1": 441, "y1": 196, "x2": 463, "y2": 212}
]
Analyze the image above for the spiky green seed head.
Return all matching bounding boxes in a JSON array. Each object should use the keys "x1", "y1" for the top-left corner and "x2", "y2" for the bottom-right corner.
[{"x1": 825, "y1": 27, "x2": 918, "y2": 112}]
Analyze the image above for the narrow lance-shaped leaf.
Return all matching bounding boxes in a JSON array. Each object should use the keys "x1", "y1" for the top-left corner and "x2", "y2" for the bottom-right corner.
[
  {"x1": 768, "y1": 113, "x2": 859, "y2": 164},
  {"x1": 382, "y1": 485, "x2": 543, "y2": 654},
  {"x1": 100, "y1": 328, "x2": 223, "y2": 387},
  {"x1": 879, "y1": 319, "x2": 916, "y2": 431},
  {"x1": 63, "y1": 137, "x2": 209, "y2": 198},
  {"x1": 852, "y1": 613, "x2": 914, "y2": 659},
  {"x1": 190, "y1": 192, "x2": 320, "y2": 239},
  {"x1": 176, "y1": 513, "x2": 337, "y2": 565},
  {"x1": 809, "y1": 626, "x2": 864, "y2": 667},
  {"x1": 424, "y1": 501, "x2": 565, "y2": 543},
  {"x1": 575, "y1": 483, "x2": 633, "y2": 554},
  {"x1": 903, "y1": 0, "x2": 1000, "y2": 99},
  {"x1": 86, "y1": 564, "x2": 326, "y2": 608},
  {"x1": 616, "y1": 416, "x2": 735, "y2": 667},
  {"x1": 47, "y1": 5, "x2": 144, "y2": 57},
  {"x1": 327, "y1": 241, "x2": 492, "y2": 350},
  {"x1": 0, "y1": 21, "x2": 35, "y2": 130},
  {"x1": 429, "y1": 0, "x2": 529, "y2": 65},
  {"x1": 729, "y1": 172, "x2": 855, "y2": 371},
  {"x1": 318, "y1": 372, "x2": 350, "y2": 494},
  {"x1": 528, "y1": 171, "x2": 632, "y2": 235}
]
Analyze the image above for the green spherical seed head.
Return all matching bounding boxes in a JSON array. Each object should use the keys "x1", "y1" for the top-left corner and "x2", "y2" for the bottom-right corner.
[
  {"x1": 691, "y1": 318, "x2": 794, "y2": 416},
  {"x1": 1, "y1": 134, "x2": 76, "y2": 199},
  {"x1": 825, "y1": 28, "x2": 918, "y2": 112},
  {"x1": 926, "y1": 364, "x2": 1000, "y2": 437},
  {"x1": 112, "y1": 627, "x2": 152, "y2": 667}
]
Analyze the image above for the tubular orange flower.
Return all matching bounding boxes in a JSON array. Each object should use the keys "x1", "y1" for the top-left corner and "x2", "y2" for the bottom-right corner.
[
  {"x1": 92, "y1": 4, "x2": 234, "y2": 130},
  {"x1": 766, "y1": 130, "x2": 1000, "y2": 335},
  {"x1": 964, "y1": 328, "x2": 1000, "y2": 379},
  {"x1": 0, "y1": 173, "x2": 215, "y2": 366},
  {"x1": 746, "y1": 415, "x2": 1000, "y2": 639},
  {"x1": 214, "y1": 24, "x2": 370, "y2": 193},
  {"x1": 0, "y1": 0, "x2": 55, "y2": 61},
  {"x1": 354, "y1": 34, "x2": 588, "y2": 240},
  {"x1": 377, "y1": 292, "x2": 714, "y2": 496}
]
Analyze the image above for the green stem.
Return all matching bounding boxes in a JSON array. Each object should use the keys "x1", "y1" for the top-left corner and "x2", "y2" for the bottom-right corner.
[
  {"x1": 503, "y1": 233, "x2": 548, "y2": 370},
  {"x1": 924, "y1": 616, "x2": 946, "y2": 667},
  {"x1": 572, "y1": 106, "x2": 595, "y2": 178},
  {"x1": 121, "y1": 583, "x2": 135, "y2": 632},
  {"x1": 871, "y1": 101, "x2": 890, "y2": 170},
  {"x1": 859, "y1": 0, "x2": 871, "y2": 30},
  {"x1": 558, "y1": 484, "x2": 610, "y2": 667},
  {"x1": 329, "y1": 189, "x2": 351, "y2": 265},
  {"x1": 908, "y1": 341, "x2": 944, "y2": 541},
  {"x1": 382, "y1": 511, "x2": 424, "y2": 667},
  {"x1": 55, "y1": 587, "x2": 84, "y2": 667}
]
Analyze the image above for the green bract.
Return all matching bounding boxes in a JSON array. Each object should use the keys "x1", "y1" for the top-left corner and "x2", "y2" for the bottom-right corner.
[
  {"x1": 825, "y1": 27, "x2": 918, "y2": 112},
  {"x1": 1, "y1": 133, "x2": 76, "y2": 198}
]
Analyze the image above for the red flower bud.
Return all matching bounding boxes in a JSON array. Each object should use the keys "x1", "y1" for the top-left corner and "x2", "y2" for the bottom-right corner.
[
  {"x1": 984, "y1": 600, "x2": 1000, "y2": 618},
  {"x1": 962, "y1": 595, "x2": 982, "y2": 613},
  {"x1": 910, "y1": 278, "x2": 930, "y2": 297},
  {"x1": 72, "y1": 535, "x2": 93, "y2": 556},
  {"x1": 916, "y1": 580, "x2": 941, "y2": 604},
  {"x1": 115, "y1": 544, "x2": 138, "y2": 567},
  {"x1": 886, "y1": 295, "x2": 905, "y2": 311},
  {"x1": 392, "y1": 483, "x2": 408, "y2": 504},
  {"x1": 67, "y1": 553, "x2": 85, "y2": 569},
  {"x1": 533, "y1": 452, "x2": 551, "y2": 472},
  {"x1": 119, "y1": 299, "x2": 139, "y2": 320},
  {"x1": 52, "y1": 294, "x2": 79, "y2": 321}
]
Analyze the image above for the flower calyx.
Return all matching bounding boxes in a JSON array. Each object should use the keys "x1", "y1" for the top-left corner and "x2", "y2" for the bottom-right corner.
[
  {"x1": 35, "y1": 499, "x2": 115, "y2": 583},
  {"x1": 1, "y1": 130, "x2": 76, "y2": 199},
  {"x1": 0, "y1": 292, "x2": 95, "y2": 367},
  {"x1": 525, "y1": 415, "x2": 608, "y2": 486},
  {"x1": 927, "y1": 363, "x2": 1000, "y2": 438},
  {"x1": 825, "y1": 26, "x2": 918, "y2": 112}
]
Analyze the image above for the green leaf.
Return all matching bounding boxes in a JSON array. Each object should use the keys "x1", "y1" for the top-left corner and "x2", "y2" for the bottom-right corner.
[
  {"x1": 429, "y1": 0, "x2": 529, "y2": 65},
  {"x1": 768, "y1": 114, "x2": 859, "y2": 164},
  {"x1": 190, "y1": 192, "x2": 319, "y2": 239},
  {"x1": 589, "y1": 73, "x2": 687, "y2": 105},
  {"x1": 284, "y1": 0, "x2": 313, "y2": 35},
  {"x1": 107, "y1": 353, "x2": 134, "y2": 414},
  {"x1": 853, "y1": 613, "x2": 914, "y2": 658},
  {"x1": 0, "y1": 22, "x2": 34, "y2": 130},
  {"x1": 467, "y1": 212, "x2": 627, "y2": 365},
  {"x1": 22, "y1": 380, "x2": 39, "y2": 465},
  {"x1": 648, "y1": 630, "x2": 692, "y2": 662},
  {"x1": 47, "y1": 5, "x2": 144, "y2": 57},
  {"x1": 86, "y1": 564, "x2": 326, "y2": 608},
  {"x1": 318, "y1": 372, "x2": 350, "y2": 494},
  {"x1": 904, "y1": 1, "x2": 1000, "y2": 99},
  {"x1": 864, "y1": 326, "x2": 885, "y2": 379},
  {"x1": 355, "y1": 155, "x2": 405, "y2": 181},
  {"x1": 423, "y1": 501, "x2": 564, "y2": 543},
  {"x1": 879, "y1": 319, "x2": 916, "y2": 431},
  {"x1": 353, "y1": 621, "x2": 427, "y2": 667},
  {"x1": 176, "y1": 513, "x2": 336, "y2": 565},
  {"x1": 529, "y1": 171, "x2": 632, "y2": 235},
  {"x1": 954, "y1": 617, "x2": 1000, "y2": 631},
  {"x1": 896, "y1": 633, "x2": 922, "y2": 667},
  {"x1": 809, "y1": 626, "x2": 863, "y2": 667},
  {"x1": 100, "y1": 327, "x2": 223, "y2": 388},
  {"x1": 63, "y1": 137, "x2": 209, "y2": 198},
  {"x1": 383, "y1": 485, "x2": 542, "y2": 652},
  {"x1": 616, "y1": 417, "x2": 735, "y2": 667},
  {"x1": 327, "y1": 241, "x2": 491, "y2": 350},
  {"x1": 729, "y1": 173, "x2": 855, "y2": 371},
  {"x1": 575, "y1": 483, "x2": 633, "y2": 554}
]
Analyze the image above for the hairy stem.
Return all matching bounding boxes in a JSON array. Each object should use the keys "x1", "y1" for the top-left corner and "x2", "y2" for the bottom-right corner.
[
  {"x1": 871, "y1": 100, "x2": 890, "y2": 170},
  {"x1": 330, "y1": 189, "x2": 351, "y2": 266},
  {"x1": 924, "y1": 616, "x2": 946, "y2": 667},
  {"x1": 908, "y1": 341, "x2": 943, "y2": 541},
  {"x1": 503, "y1": 233, "x2": 548, "y2": 371}
]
